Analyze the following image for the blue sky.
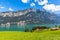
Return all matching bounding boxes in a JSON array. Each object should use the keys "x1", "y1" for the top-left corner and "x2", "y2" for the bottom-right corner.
[{"x1": 0, "y1": 0, "x2": 60, "y2": 13}]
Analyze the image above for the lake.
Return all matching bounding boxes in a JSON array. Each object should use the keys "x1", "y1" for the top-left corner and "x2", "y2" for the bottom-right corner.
[{"x1": 0, "y1": 24, "x2": 60, "y2": 31}]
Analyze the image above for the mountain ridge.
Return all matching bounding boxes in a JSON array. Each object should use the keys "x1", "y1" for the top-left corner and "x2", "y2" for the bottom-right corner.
[{"x1": 0, "y1": 8, "x2": 58, "y2": 24}]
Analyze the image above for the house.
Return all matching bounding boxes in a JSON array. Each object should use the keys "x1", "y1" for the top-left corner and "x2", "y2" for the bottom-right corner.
[{"x1": 50, "y1": 27, "x2": 59, "y2": 31}]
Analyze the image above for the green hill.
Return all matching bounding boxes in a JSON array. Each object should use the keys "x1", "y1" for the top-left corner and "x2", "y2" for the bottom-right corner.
[{"x1": 0, "y1": 30, "x2": 60, "y2": 40}]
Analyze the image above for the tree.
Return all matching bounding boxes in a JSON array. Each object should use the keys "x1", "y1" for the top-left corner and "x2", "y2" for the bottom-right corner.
[
  {"x1": 32, "y1": 26, "x2": 48, "y2": 32},
  {"x1": 25, "y1": 28, "x2": 30, "y2": 32}
]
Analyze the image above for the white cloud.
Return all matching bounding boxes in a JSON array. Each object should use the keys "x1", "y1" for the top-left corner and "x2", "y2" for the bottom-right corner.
[
  {"x1": 34, "y1": 0, "x2": 60, "y2": 13},
  {"x1": 35, "y1": 0, "x2": 48, "y2": 5},
  {"x1": 55, "y1": 5, "x2": 60, "y2": 11},
  {"x1": 21, "y1": 0, "x2": 29, "y2": 3},
  {"x1": 0, "y1": 6, "x2": 4, "y2": 9},
  {"x1": 34, "y1": 0, "x2": 38, "y2": 2},
  {"x1": 43, "y1": 4, "x2": 60, "y2": 12},
  {"x1": 30, "y1": 3, "x2": 35, "y2": 7},
  {"x1": 43, "y1": 4, "x2": 55, "y2": 12},
  {"x1": 8, "y1": 8, "x2": 13, "y2": 11}
]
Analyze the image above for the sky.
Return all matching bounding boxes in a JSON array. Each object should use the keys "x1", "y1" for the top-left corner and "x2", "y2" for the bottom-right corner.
[{"x1": 0, "y1": 0, "x2": 60, "y2": 13}]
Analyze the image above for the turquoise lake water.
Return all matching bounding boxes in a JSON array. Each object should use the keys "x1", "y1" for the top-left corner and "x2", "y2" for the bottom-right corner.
[{"x1": 0, "y1": 24, "x2": 60, "y2": 31}]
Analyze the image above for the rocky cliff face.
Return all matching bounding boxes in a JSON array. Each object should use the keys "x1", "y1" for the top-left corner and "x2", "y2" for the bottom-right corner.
[
  {"x1": 18, "y1": 8, "x2": 57, "y2": 24},
  {"x1": 0, "y1": 8, "x2": 57, "y2": 24}
]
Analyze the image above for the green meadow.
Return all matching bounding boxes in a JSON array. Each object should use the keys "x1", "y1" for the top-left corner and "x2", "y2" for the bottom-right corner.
[{"x1": 0, "y1": 30, "x2": 60, "y2": 40}]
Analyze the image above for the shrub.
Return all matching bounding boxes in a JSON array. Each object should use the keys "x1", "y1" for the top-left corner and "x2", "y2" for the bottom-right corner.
[
  {"x1": 32, "y1": 26, "x2": 48, "y2": 32},
  {"x1": 25, "y1": 28, "x2": 30, "y2": 32}
]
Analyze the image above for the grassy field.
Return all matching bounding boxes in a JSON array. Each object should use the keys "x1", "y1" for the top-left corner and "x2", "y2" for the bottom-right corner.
[{"x1": 0, "y1": 30, "x2": 60, "y2": 40}]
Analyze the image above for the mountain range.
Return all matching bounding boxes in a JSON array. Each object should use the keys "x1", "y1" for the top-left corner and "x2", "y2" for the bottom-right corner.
[
  {"x1": 0, "y1": 8, "x2": 60, "y2": 24},
  {"x1": 18, "y1": 8, "x2": 57, "y2": 24}
]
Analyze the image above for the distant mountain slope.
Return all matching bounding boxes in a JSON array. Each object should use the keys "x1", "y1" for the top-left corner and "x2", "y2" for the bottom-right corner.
[
  {"x1": 0, "y1": 8, "x2": 57, "y2": 24},
  {"x1": 19, "y1": 8, "x2": 57, "y2": 24}
]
